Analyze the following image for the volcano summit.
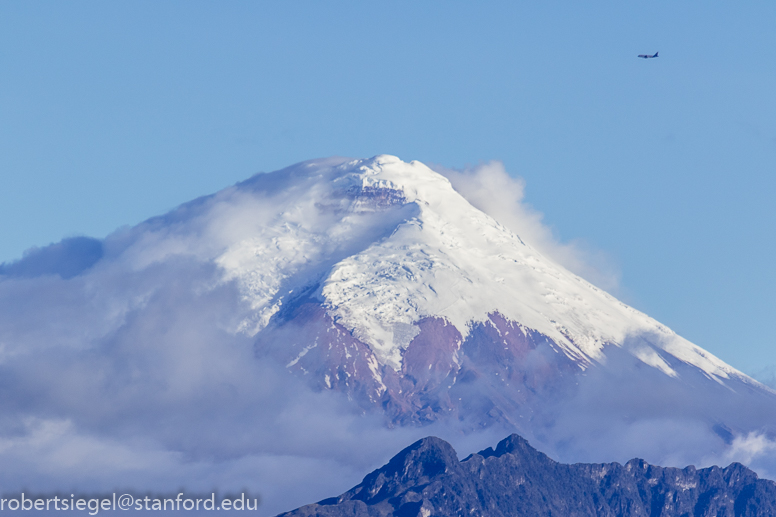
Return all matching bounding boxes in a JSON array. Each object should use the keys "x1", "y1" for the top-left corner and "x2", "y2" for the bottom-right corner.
[{"x1": 211, "y1": 156, "x2": 770, "y2": 428}]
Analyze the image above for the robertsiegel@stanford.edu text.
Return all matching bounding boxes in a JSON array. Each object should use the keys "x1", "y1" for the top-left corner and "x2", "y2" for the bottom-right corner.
[{"x1": 0, "y1": 492, "x2": 260, "y2": 514}]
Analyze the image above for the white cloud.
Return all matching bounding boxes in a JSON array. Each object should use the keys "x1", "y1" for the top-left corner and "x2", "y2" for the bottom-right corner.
[
  {"x1": 718, "y1": 432, "x2": 776, "y2": 479},
  {"x1": 433, "y1": 161, "x2": 622, "y2": 292},
  {"x1": 0, "y1": 227, "x2": 511, "y2": 515}
]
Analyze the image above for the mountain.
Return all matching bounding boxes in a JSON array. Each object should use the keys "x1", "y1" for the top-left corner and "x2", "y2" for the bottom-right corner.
[
  {"x1": 280, "y1": 433, "x2": 776, "y2": 517},
  {"x1": 1, "y1": 154, "x2": 775, "y2": 515},
  {"x1": 231, "y1": 155, "x2": 733, "y2": 376},
  {"x1": 209, "y1": 156, "x2": 772, "y2": 433}
]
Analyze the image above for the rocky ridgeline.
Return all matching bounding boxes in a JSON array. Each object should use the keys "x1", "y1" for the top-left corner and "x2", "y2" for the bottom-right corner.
[{"x1": 279, "y1": 434, "x2": 776, "y2": 517}]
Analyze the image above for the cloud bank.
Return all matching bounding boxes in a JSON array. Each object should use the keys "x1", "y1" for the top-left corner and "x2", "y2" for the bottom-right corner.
[
  {"x1": 0, "y1": 253, "x2": 463, "y2": 515},
  {"x1": 0, "y1": 171, "x2": 511, "y2": 515}
]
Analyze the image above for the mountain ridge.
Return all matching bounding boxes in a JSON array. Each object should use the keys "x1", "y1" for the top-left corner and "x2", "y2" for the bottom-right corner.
[{"x1": 279, "y1": 433, "x2": 776, "y2": 517}]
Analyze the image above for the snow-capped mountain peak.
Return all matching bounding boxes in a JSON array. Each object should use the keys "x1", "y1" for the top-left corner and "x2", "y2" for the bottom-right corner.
[{"x1": 210, "y1": 155, "x2": 743, "y2": 383}]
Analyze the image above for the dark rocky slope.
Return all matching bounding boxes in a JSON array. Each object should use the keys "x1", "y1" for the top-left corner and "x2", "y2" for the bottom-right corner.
[{"x1": 279, "y1": 434, "x2": 776, "y2": 517}]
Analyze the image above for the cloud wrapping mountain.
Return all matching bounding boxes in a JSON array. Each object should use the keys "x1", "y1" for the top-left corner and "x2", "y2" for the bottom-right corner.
[{"x1": 0, "y1": 155, "x2": 774, "y2": 516}]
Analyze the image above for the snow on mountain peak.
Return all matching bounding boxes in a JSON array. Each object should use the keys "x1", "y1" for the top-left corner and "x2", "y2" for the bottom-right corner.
[{"x1": 212, "y1": 155, "x2": 744, "y2": 380}]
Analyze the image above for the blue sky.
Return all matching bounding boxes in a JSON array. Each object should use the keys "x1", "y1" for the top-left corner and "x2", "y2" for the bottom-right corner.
[{"x1": 1, "y1": 1, "x2": 775, "y2": 377}]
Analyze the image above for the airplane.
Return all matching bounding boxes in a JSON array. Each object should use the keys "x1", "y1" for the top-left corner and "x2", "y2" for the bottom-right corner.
[{"x1": 638, "y1": 52, "x2": 659, "y2": 59}]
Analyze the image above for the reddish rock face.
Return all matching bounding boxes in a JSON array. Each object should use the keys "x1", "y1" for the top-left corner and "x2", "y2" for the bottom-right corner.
[
  {"x1": 254, "y1": 300, "x2": 389, "y2": 408},
  {"x1": 381, "y1": 317, "x2": 463, "y2": 425},
  {"x1": 401, "y1": 317, "x2": 462, "y2": 393},
  {"x1": 255, "y1": 297, "x2": 580, "y2": 429}
]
